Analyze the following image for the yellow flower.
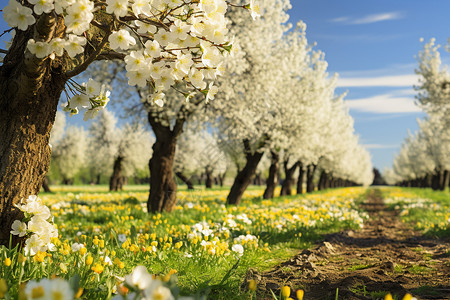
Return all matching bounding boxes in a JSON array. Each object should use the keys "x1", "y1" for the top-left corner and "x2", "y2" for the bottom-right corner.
[
  {"x1": 60, "y1": 263, "x2": 68, "y2": 273},
  {"x1": 74, "y1": 288, "x2": 83, "y2": 299},
  {"x1": 85, "y1": 255, "x2": 93, "y2": 266},
  {"x1": 248, "y1": 279, "x2": 257, "y2": 292},
  {"x1": 80, "y1": 247, "x2": 87, "y2": 255},
  {"x1": 296, "y1": 289, "x2": 304, "y2": 300},
  {"x1": 281, "y1": 286, "x2": 290, "y2": 298},
  {"x1": 385, "y1": 294, "x2": 393, "y2": 300},
  {"x1": 91, "y1": 263, "x2": 104, "y2": 274},
  {"x1": 3, "y1": 258, "x2": 11, "y2": 267},
  {"x1": 33, "y1": 252, "x2": 47, "y2": 263},
  {"x1": 402, "y1": 294, "x2": 414, "y2": 300}
]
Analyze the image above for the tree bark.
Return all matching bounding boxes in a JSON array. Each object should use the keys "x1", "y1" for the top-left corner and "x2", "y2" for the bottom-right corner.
[
  {"x1": 263, "y1": 151, "x2": 279, "y2": 199},
  {"x1": 147, "y1": 112, "x2": 185, "y2": 213},
  {"x1": 109, "y1": 156, "x2": 124, "y2": 191},
  {"x1": 0, "y1": 15, "x2": 69, "y2": 246},
  {"x1": 205, "y1": 167, "x2": 213, "y2": 188},
  {"x1": 296, "y1": 162, "x2": 305, "y2": 195},
  {"x1": 42, "y1": 177, "x2": 51, "y2": 193},
  {"x1": 227, "y1": 140, "x2": 264, "y2": 205},
  {"x1": 280, "y1": 161, "x2": 298, "y2": 196},
  {"x1": 306, "y1": 164, "x2": 317, "y2": 193},
  {"x1": 175, "y1": 172, "x2": 194, "y2": 190}
]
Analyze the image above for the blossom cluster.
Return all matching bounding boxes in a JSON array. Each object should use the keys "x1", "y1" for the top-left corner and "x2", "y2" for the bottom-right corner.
[
  {"x1": 62, "y1": 78, "x2": 111, "y2": 120},
  {"x1": 11, "y1": 195, "x2": 58, "y2": 256},
  {"x1": 2, "y1": 0, "x2": 259, "y2": 112}
]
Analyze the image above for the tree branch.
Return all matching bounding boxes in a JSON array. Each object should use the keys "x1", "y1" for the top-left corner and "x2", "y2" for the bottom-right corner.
[{"x1": 64, "y1": 28, "x2": 112, "y2": 79}]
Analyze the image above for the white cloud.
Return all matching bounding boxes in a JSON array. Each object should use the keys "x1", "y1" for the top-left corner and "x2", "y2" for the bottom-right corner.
[
  {"x1": 344, "y1": 94, "x2": 422, "y2": 114},
  {"x1": 330, "y1": 12, "x2": 404, "y2": 25},
  {"x1": 337, "y1": 74, "x2": 419, "y2": 87}
]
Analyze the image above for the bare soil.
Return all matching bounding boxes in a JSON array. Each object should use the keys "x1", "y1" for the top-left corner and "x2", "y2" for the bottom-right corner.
[{"x1": 245, "y1": 189, "x2": 450, "y2": 300}]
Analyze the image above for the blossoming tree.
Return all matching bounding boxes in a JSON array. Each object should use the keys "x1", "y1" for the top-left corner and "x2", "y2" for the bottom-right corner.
[{"x1": 0, "y1": 0, "x2": 258, "y2": 244}]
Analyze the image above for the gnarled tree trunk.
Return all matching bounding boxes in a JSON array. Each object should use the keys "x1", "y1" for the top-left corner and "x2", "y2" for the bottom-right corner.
[
  {"x1": 263, "y1": 151, "x2": 279, "y2": 199},
  {"x1": 147, "y1": 113, "x2": 184, "y2": 213},
  {"x1": 109, "y1": 156, "x2": 124, "y2": 191},
  {"x1": 227, "y1": 140, "x2": 264, "y2": 205},
  {"x1": 205, "y1": 167, "x2": 213, "y2": 188},
  {"x1": 0, "y1": 15, "x2": 69, "y2": 246},
  {"x1": 280, "y1": 161, "x2": 298, "y2": 196},
  {"x1": 306, "y1": 164, "x2": 317, "y2": 193}
]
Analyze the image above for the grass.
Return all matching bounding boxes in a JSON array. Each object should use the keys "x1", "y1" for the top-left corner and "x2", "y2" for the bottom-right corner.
[
  {"x1": 1, "y1": 186, "x2": 369, "y2": 299},
  {"x1": 379, "y1": 187, "x2": 450, "y2": 237},
  {"x1": 347, "y1": 264, "x2": 374, "y2": 271}
]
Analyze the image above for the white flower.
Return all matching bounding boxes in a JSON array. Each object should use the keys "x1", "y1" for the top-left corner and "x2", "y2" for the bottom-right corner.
[
  {"x1": 106, "y1": 0, "x2": 129, "y2": 18},
  {"x1": 145, "y1": 281, "x2": 174, "y2": 300},
  {"x1": 27, "y1": 39, "x2": 51, "y2": 59},
  {"x1": 127, "y1": 69, "x2": 150, "y2": 87},
  {"x1": 232, "y1": 244, "x2": 244, "y2": 256},
  {"x1": 25, "y1": 279, "x2": 73, "y2": 300},
  {"x1": 132, "y1": 0, "x2": 152, "y2": 16},
  {"x1": 125, "y1": 51, "x2": 149, "y2": 71},
  {"x1": 85, "y1": 78, "x2": 102, "y2": 96},
  {"x1": 206, "y1": 82, "x2": 218, "y2": 102},
  {"x1": 24, "y1": 234, "x2": 46, "y2": 256},
  {"x1": 125, "y1": 265, "x2": 154, "y2": 290},
  {"x1": 175, "y1": 53, "x2": 194, "y2": 75},
  {"x1": 118, "y1": 234, "x2": 127, "y2": 243},
  {"x1": 109, "y1": 29, "x2": 136, "y2": 50},
  {"x1": 135, "y1": 21, "x2": 157, "y2": 34},
  {"x1": 154, "y1": 29, "x2": 175, "y2": 47},
  {"x1": 71, "y1": 242, "x2": 85, "y2": 252},
  {"x1": 69, "y1": 93, "x2": 90, "y2": 109},
  {"x1": 3, "y1": 0, "x2": 36, "y2": 31},
  {"x1": 170, "y1": 19, "x2": 190, "y2": 41},
  {"x1": 65, "y1": 34, "x2": 86, "y2": 57},
  {"x1": 149, "y1": 61, "x2": 166, "y2": 80},
  {"x1": 188, "y1": 69, "x2": 206, "y2": 90},
  {"x1": 201, "y1": 43, "x2": 222, "y2": 68},
  {"x1": 155, "y1": 70, "x2": 175, "y2": 91},
  {"x1": 28, "y1": 0, "x2": 55, "y2": 15},
  {"x1": 83, "y1": 107, "x2": 102, "y2": 121},
  {"x1": 152, "y1": 91, "x2": 165, "y2": 107},
  {"x1": 47, "y1": 278, "x2": 74, "y2": 300},
  {"x1": 249, "y1": 0, "x2": 261, "y2": 20},
  {"x1": 144, "y1": 40, "x2": 161, "y2": 58},
  {"x1": 11, "y1": 220, "x2": 27, "y2": 237},
  {"x1": 49, "y1": 38, "x2": 66, "y2": 57}
]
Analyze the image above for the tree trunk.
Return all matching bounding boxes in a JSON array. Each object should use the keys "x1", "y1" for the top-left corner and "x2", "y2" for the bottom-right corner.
[
  {"x1": 318, "y1": 170, "x2": 326, "y2": 190},
  {"x1": 296, "y1": 162, "x2": 305, "y2": 195},
  {"x1": 280, "y1": 161, "x2": 298, "y2": 196},
  {"x1": 218, "y1": 172, "x2": 226, "y2": 187},
  {"x1": 0, "y1": 15, "x2": 70, "y2": 246},
  {"x1": 175, "y1": 172, "x2": 194, "y2": 190},
  {"x1": 263, "y1": 151, "x2": 279, "y2": 199},
  {"x1": 205, "y1": 167, "x2": 213, "y2": 188},
  {"x1": 42, "y1": 177, "x2": 51, "y2": 193},
  {"x1": 227, "y1": 140, "x2": 264, "y2": 205},
  {"x1": 109, "y1": 156, "x2": 124, "y2": 191},
  {"x1": 306, "y1": 164, "x2": 317, "y2": 193},
  {"x1": 147, "y1": 113, "x2": 185, "y2": 213}
]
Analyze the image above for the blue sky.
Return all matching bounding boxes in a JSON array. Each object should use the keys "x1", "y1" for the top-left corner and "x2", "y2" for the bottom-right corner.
[
  {"x1": 1, "y1": 1, "x2": 449, "y2": 173},
  {"x1": 287, "y1": 0, "x2": 450, "y2": 172}
]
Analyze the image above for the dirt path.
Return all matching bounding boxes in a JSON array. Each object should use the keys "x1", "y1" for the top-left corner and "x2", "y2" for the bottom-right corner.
[{"x1": 247, "y1": 189, "x2": 450, "y2": 300}]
